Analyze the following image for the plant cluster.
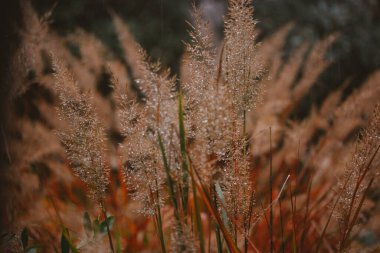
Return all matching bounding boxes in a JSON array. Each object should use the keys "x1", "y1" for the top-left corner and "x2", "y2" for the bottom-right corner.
[{"x1": 10, "y1": 0, "x2": 380, "y2": 252}]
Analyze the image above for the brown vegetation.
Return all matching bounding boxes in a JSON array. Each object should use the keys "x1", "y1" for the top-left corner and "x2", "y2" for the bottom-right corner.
[{"x1": 1, "y1": 1, "x2": 379, "y2": 252}]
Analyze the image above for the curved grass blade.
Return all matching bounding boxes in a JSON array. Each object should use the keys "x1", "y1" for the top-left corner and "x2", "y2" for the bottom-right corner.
[
  {"x1": 61, "y1": 228, "x2": 70, "y2": 253},
  {"x1": 215, "y1": 182, "x2": 231, "y2": 231},
  {"x1": 21, "y1": 227, "x2": 28, "y2": 250},
  {"x1": 158, "y1": 132, "x2": 179, "y2": 219},
  {"x1": 192, "y1": 177, "x2": 205, "y2": 253},
  {"x1": 178, "y1": 90, "x2": 189, "y2": 213},
  {"x1": 188, "y1": 162, "x2": 240, "y2": 253}
]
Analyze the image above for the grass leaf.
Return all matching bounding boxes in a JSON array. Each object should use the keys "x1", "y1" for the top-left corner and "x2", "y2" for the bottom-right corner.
[
  {"x1": 192, "y1": 177, "x2": 205, "y2": 253},
  {"x1": 178, "y1": 90, "x2": 189, "y2": 213},
  {"x1": 83, "y1": 211, "x2": 92, "y2": 237},
  {"x1": 188, "y1": 161, "x2": 241, "y2": 253},
  {"x1": 25, "y1": 246, "x2": 38, "y2": 253},
  {"x1": 61, "y1": 228, "x2": 71, "y2": 253},
  {"x1": 100, "y1": 216, "x2": 115, "y2": 234},
  {"x1": 215, "y1": 182, "x2": 231, "y2": 231},
  {"x1": 21, "y1": 227, "x2": 28, "y2": 250},
  {"x1": 158, "y1": 132, "x2": 179, "y2": 218}
]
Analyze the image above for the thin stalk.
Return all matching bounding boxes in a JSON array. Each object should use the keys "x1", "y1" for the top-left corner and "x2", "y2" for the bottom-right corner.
[
  {"x1": 215, "y1": 42, "x2": 225, "y2": 89},
  {"x1": 154, "y1": 167, "x2": 167, "y2": 253},
  {"x1": 101, "y1": 203, "x2": 115, "y2": 253},
  {"x1": 339, "y1": 144, "x2": 380, "y2": 250},
  {"x1": 314, "y1": 168, "x2": 357, "y2": 253},
  {"x1": 208, "y1": 214, "x2": 212, "y2": 253},
  {"x1": 244, "y1": 189, "x2": 255, "y2": 253},
  {"x1": 214, "y1": 186, "x2": 262, "y2": 253},
  {"x1": 243, "y1": 110, "x2": 247, "y2": 156},
  {"x1": 178, "y1": 91, "x2": 189, "y2": 214},
  {"x1": 300, "y1": 177, "x2": 313, "y2": 251},
  {"x1": 142, "y1": 163, "x2": 166, "y2": 253},
  {"x1": 188, "y1": 160, "x2": 241, "y2": 253},
  {"x1": 233, "y1": 192, "x2": 238, "y2": 244},
  {"x1": 156, "y1": 213, "x2": 166, "y2": 253},
  {"x1": 242, "y1": 109, "x2": 249, "y2": 253},
  {"x1": 158, "y1": 132, "x2": 179, "y2": 219},
  {"x1": 258, "y1": 198, "x2": 271, "y2": 239},
  {"x1": 213, "y1": 187, "x2": 224, "y2": 253},
  {"x1": 279, "y1": 198, "x2": 285, "y2": 253},
  {"x1": 192, "y1": 176, "x2": 205, "y2": 253},
  {"x1": 216, "y1": 224, "x2": 223, "y2": 253},
  {"x1": 289, "y1": 180, "x2": 297, "y2": 253},
  {"x1": 339, "y1": 177, "x2": 375, "y2": 252},
  {"x1": 269, "y1": 127, "x2": 274, "y2": 253},
  {"x1": 250, "y1": 175, "x2": 290, "y2": 231}
]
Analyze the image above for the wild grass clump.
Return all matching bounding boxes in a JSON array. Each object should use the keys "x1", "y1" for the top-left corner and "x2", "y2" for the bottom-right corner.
[{"x1": 26, "y1": 0, "x2": 379, "y2": 252}]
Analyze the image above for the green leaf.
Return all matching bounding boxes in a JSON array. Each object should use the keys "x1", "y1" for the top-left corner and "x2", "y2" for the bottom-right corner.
[
  {"x1": 215, "y1": 182, "x2": 231, "y2": 232},
  {"x1": 155, "y1": 203, "x2": 167, "y2": 253},
  {"x1": 100, "y1": 216, "x2": 115, "y2": 234},
  {"x1": 215, "y1": 225, "x2": 223, "y2": 253},
  {"x1": 158, "y1": 132, "x2": 179, "y2": 219},
  {"x1": 61, "y1": 228, "x2": 70, "y2": 253},
  {"x1": 21, "y1": 227, "x2": 28, "y2": 250},
  {"x1": 189, "y1": 164, "x2": 241, "y2": 253},
  {"x1": 25, "y1": 246, "x2": 38, "y2": 253},
  {"x1": 83, "y1": 211, "x2": 92, "y2": 237}
]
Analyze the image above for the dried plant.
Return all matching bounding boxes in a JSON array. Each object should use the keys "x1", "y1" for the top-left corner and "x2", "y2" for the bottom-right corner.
[
  {"x1": 53, "y1": 58, "x2": 109, "y2": 204},
  {"x1": 7, "y1": 0, "x2": 380, "y2": 252},
  {"x1": 170, "y1": 219, "x2": 197, "y2": 253},
  {"x1": 223, "y1": 0, "x2": 265, "y2": 113},
  {"x1": 112, "y1": 1, "x2": 263, "y2": 251},
  {"x1": 116, "y1": 89, "x2": 166, "y2": 217},
  {"x1": 334, "y1": 104, "x2": 380, "y2": 251}
]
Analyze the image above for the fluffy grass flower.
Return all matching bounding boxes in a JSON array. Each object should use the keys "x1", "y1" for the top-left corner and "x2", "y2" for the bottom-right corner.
[{"x1": 53, "y1": 58, "x2": 109, "y2": 203}]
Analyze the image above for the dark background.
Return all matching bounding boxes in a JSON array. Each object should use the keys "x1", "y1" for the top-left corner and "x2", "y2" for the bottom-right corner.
[{"x1": 30, "y1": 0, "x2": 380, "y2": 121}]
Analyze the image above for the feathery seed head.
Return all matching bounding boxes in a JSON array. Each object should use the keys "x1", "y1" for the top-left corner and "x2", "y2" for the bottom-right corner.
[
  {"x1": 53, "y1": 58, "x2": 109, "y2": 203},
  {"x1": 122, "y1": 134, "x2": 166, "y2": 216},
  {"x1": 170, "y1": 220, "x2": 197, "y2": 253},
  {"x1": 224, "y1": 0, "x2": 264, "y2": 113},
  {"x1": 335, "y1": 104, "x2": 380, "y2": 224}
]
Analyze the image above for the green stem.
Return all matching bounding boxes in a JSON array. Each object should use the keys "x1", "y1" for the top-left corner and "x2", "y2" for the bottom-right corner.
[
  {"x1": 101, "y1": 204, "x2": 115, "y2": 253},
  {"x1": 158, "y1": 132, "x2": 179, "y2": 219},
  {"x1": 155, "y1": 170, "x2": 167, "y2": 253},
  {"x1": 178, "y1": 90, "x2": 189, "y2": 214}
]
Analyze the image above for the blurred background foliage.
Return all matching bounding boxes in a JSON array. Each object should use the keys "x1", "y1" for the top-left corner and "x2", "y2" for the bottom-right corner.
[
  {"x1": 253, "y1": 0, "x2": 380, "y2": 119},
  {"x1": 31, "y1": 0, "x2": 380, "y2": 116},
  {"x1": 32, "y1": 0, "x2": 191, "y2": 74}
]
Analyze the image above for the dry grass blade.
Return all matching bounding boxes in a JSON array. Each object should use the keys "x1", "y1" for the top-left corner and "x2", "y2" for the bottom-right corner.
[
  {"x1": 340, "y1": 177, "x2": 374, "y2": 252},
  {"x1": 188, "y1": 160, "x2": 241, "y2": 253},
  {"x1": 300, "y1": 176, "x2": 313, "y2": 251},
  {"x1": 338, "y1": 143, "x2": 380, "y2": 251},
  {"x1": 269, "y1": 127, "x2": 274, "y2": 253},
  {"x1": 314, "y1": 169, "x2": 355, "y2": 253}
]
